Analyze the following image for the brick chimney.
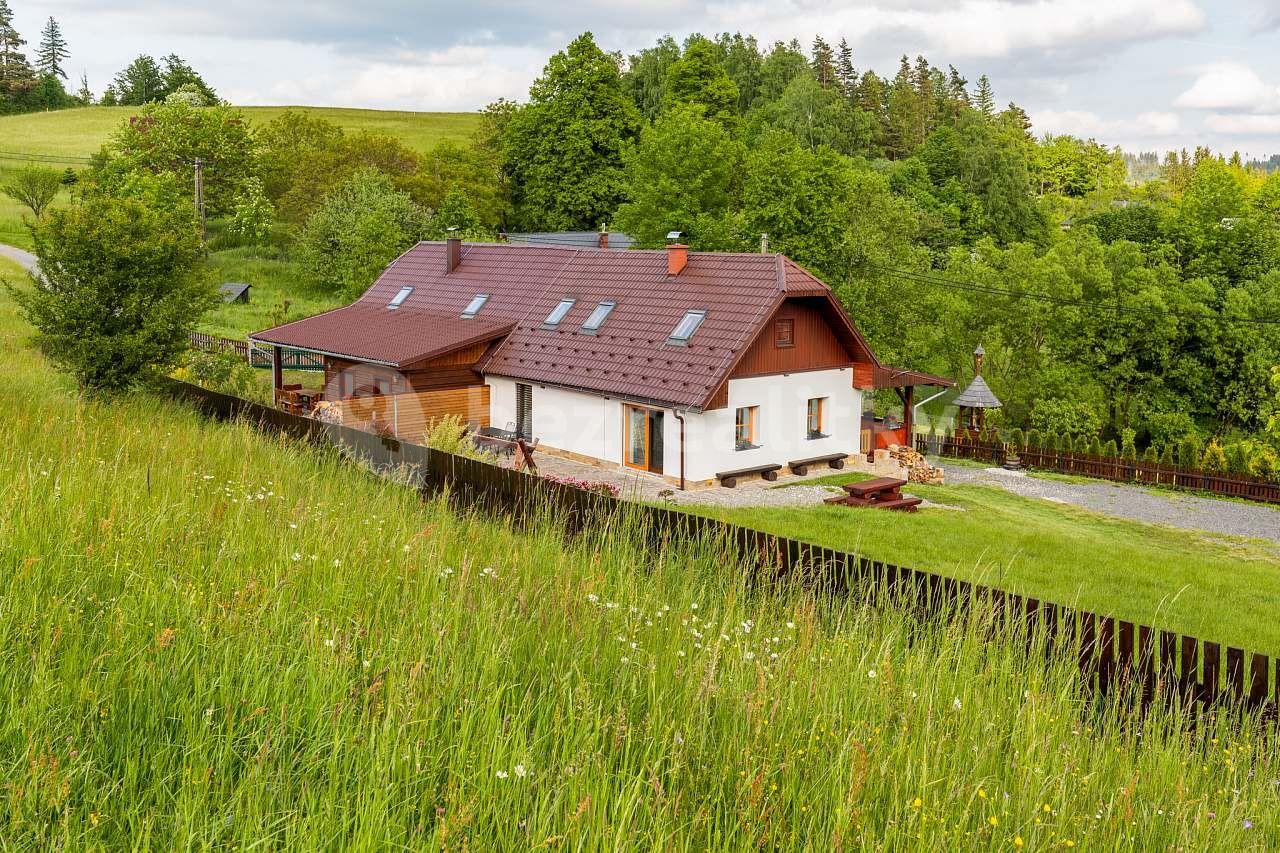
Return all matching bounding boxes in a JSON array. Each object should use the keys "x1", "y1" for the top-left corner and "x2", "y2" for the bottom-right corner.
[
  {"x1": 597, "y1": 231, "x2": 609, "y2": 249},
  {"x1": 445, "y1": 237, "x2": 462, "y2": 274},
  {"x1": 667, "y1": 243, "x2": 688, "y2": 276}
]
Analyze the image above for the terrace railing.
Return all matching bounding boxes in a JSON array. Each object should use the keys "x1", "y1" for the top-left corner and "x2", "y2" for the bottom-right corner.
[
  {"x1": 189, "y1": 332, "x2": 324, "y2": 371},
  {"x1": 164, "y1": 377, "x2": 1280, "y2": 724},
  {"x1": 921, "y1": 434, "x2": 1280, "y2": 507}
]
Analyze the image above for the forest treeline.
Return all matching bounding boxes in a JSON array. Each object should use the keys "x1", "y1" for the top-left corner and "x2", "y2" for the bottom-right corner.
[{"x1": 449, "y1": 32, "x2": 1280, "y2": 457}]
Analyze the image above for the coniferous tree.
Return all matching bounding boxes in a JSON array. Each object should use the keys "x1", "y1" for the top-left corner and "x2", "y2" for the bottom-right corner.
[
  {"x1": 886, "y1": 55, "x2": 923, "y2": 159},
  {"x1": 973, "y1": 74, "x2": 995, "y2": 116},
  {"x1": 810, "y1": 36, "x2": 836, "y2": 89},
  {"x1": 0, "y1": 0, "x2": 35, "y2": 108},
  {"x1": 835, "y1": 38, "x2": 856, "y2": 99},
  {"x1": 36, "y1": 16, "x2": 69, "y2": 79}
]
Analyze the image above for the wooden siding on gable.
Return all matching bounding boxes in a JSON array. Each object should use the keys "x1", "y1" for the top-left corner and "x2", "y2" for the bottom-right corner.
[
  {"x1": 729, "y1": 300, "x2": 854, "y2": 381},
  {"x1": 325, "y1": 356, "x2": 484, "y2": 397}
]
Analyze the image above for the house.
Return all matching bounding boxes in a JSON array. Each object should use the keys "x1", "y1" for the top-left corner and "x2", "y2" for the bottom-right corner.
[{"x1": 249, "y1": 239, "x2": 949, "y2": 488}]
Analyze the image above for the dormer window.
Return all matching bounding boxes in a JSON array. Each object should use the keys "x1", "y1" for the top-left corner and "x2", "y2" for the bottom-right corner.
[
  {"x1": 543, "y1": 298, "x2": 576, "y2": 328},
  {"x1": 667, "y1": 310, "x2": 706, "y2": 346},
  {"x1": 388, "y1": 286, "x2": 413, "y2": 310},
  {"x1": 581, "y1": 301, "x2": 615, "y2": 334},
  {"x1": 461, "y1": 294, "x2": 489, "y2": 318}
]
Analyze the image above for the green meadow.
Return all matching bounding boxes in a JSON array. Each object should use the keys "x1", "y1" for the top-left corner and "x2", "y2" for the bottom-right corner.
[
  {"x1": 4, "y1": 253, "x2": 1280, "y2": 849},
  {"x1": 0, "y1": 106, "x2": 481, "y2": 158}
]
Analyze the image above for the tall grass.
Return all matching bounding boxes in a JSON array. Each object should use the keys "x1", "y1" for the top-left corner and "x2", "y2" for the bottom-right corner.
[{"x1": 2, "y1": 268, "x2": 1279, "y2": 847}]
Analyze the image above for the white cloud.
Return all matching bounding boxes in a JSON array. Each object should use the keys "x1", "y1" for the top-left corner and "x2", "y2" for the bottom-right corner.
[
  {"x1": 1032, "y1": 109, "x2": 1180, "y2": 143},
  {"x1": 1204, "y1": 114, "x2": 1280, "y2": 136},
  {"x1": 1175, "y1": 62, "x2": 1280, "y2": 113}
]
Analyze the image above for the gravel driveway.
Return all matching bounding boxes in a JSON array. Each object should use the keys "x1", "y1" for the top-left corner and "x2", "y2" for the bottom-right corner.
[
  {"x1": 941, "y1": 463, "x2": 1280, "y2": 545},
  {"x1": 0, "y1": 243, "x2": 37, "y2": 273}
]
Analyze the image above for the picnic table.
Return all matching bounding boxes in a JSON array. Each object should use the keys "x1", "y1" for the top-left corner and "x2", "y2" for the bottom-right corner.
[{"x1": 823, "y1": 476, "x2": 921, "y2": 512}]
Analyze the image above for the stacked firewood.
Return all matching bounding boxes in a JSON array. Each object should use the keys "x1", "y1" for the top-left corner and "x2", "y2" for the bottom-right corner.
[{"x1": 887, "y1": 444, "x2": 945, "y2": 485}]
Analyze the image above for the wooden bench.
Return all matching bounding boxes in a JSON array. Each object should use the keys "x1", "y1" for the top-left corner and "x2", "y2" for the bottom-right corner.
[
  {"x1": 716, "y1": 463, "x2": 782, "y2": 488},
  {"x1": 787, "y1": 453, "x2": 848, "y2": 476}
]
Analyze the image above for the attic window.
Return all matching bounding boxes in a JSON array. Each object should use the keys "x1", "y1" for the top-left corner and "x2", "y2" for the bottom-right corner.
[
  {"x1": 543, "y1": 298, "x2": 576, "y2": 328},
  {"x1": 461, "y1": 294, "x2": 489, "y2": 318},
  {"x1": 775, "y1": 318, "x2": 795, "y2": 348},
  {"x1": 580, "y1": 301, "x2": 615, "y2": 334},
  {"x1": 667, "y1": 310, "x2": 706, "y2": 346},
  {"x1": 388, "y1": 286, "x2": 413, "y2": 310}
]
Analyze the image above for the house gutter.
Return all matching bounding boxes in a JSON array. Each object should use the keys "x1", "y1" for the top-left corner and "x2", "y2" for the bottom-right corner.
[{"x1": 672, "y1": 410, "x2": 687, "y2": 491}]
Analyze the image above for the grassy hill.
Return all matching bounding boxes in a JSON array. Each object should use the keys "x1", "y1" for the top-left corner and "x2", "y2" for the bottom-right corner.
[
  {"x1": 0, "y1": 105, "x2": 482, "y2": 159},
  {"x1": 2, "y1": 257, "x2": 1279, "y2": 847}
]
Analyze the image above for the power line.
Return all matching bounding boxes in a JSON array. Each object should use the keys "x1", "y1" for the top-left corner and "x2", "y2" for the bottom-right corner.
[
  {"x1": 868, "y1": 263, "x2": 1280, "y2": 327},
  {"x1": 0, "y1": 151, "x2": 93, "y2": 165}
]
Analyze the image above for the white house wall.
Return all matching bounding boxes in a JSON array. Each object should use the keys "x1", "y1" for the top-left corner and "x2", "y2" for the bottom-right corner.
[
  {"x1": 487, "y1": 368, "x2": 860, "y2": 485},
  {"x1": 680, "y1": 369, "x2": 860, "y2": 482}
]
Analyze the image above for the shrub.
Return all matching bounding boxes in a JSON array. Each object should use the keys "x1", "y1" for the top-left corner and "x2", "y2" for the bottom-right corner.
[
  {"x1": 1160, "y1": 443, "x2": 1175, "y2": 466},
  {"x1": 423, "y1": 414, "x2": 500, "y2": 464},
  {"x1": 1087, "y1": 436, "x2": 1103, "y2": 457},
  {"x1": 1101, "y1": 439, "x2": 1118, "y2": 459},
  {"x1": 296, "y1": 169, "x2": 430, "y2": 296},
  {"x1": 1178, "y1": 435, "x2": 1203, "y2": 469},
  {"x1": 12, "y1": 177, "x2": 214, "y2": 391},
  {"x1": 1223, "y1": 443, "x2": 1250, "y2": 476},
  {"x1": 1025, "y1": 428, "x2": 1041, "y2": 449},
  {"x1": 1120, "y1": 428, "x2": 1137, "y2": 461},
  {"x1": 173, "y1": 348, "x2": 257, "y2": 398},
  {"x1": 1061, "y1": 434, "x2": 1073, "y2": 454},
  {"x1": 1009, "y1": 427, "x2": 1025, "y2": 449},
  {"x1": 1200, "y1": 440, "x2": 1227, "y2": 473},
  {"x1": 1028, "y1": 398, "x2": 1103, "y2": 438},
  {"x1": 2, "y1": 165, "x2": 63, "y2": 219},
  {"x1": 1141, "y1": 445, "x2": 1159, "y2": 463}
]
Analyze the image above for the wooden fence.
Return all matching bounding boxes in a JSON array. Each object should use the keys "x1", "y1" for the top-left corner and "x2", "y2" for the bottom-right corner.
[
  {"x1": 920, "y1": 434, "x2": 1280, "y2": 507},
  {"x1": 334, "y1": 387, "x2": 491, "y2": 441},
  {"x1": 189, "y1": 332, "x2": 324, "y2": 371},
  {"x1": 164, "y1": 378, "x2": 1280, "y2": 723}
]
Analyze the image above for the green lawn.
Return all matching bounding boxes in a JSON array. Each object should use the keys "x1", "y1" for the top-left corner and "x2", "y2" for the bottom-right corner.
[
  {"x1": 0, "y1": 106, "x2": 481, "y2": 159},
  {"x1": 694, "y1": 471, "x2": 1280, "y2": 655},
  {"x1": 202, "y1": 243, "x2": 342, "y2": 339},
  {"x1": 3, "y1": 256, "x2": 1280, "y2": 848}
]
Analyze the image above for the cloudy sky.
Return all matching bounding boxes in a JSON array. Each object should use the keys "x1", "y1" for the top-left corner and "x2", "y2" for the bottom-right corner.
[{"x1": 11, "y1": 0, "x2": 1280, "y2": 156}]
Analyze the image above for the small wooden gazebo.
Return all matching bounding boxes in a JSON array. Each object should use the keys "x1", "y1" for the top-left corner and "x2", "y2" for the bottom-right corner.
[{"x1": 953, "y1": 344, "x2": 1002, "y2": 431}]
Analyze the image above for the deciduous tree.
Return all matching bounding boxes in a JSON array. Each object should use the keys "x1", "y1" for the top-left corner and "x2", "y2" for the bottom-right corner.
[{"x1": 11, "y1": 175, "x2": 214, "y2": 391}]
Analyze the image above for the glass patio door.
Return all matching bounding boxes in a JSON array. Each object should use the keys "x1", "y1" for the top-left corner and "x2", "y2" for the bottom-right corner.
[{"x1": 624, "y1": 406, "x2": 663, "y2": 474}]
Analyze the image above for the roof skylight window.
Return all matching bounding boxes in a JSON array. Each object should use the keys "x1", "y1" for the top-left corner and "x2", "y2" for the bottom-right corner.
[
  {"x1": 667, "y1": 310, "x2": 706, "y2": 345},
  {"x1": 580, "y1": 301, "x2": 616, "y2": 334},
  {"x1": 388, "y1": 286, "x2": 413, "y2": 310},
  {"x1": 543, "y1": 298, "x2": 576, "y2": 328},
  {"x1": 461, "y1": 293, "x2": 489, "y2": 318}
]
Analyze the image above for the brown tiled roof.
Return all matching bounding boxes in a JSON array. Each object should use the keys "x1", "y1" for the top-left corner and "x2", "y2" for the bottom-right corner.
[
  {"x1": 252, "y1": 242, "x2": 881, "y2": 411},
  {"x1": 250, "y1": 304, "x2": 513, "y2": 368}
]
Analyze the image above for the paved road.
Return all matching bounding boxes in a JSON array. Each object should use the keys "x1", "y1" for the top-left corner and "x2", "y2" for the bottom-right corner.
[
  {"x1": 0, "y1": 243, "x2": 37, "y2": 273},
  {"x1": 941, "y1": 463, "x2": 1280, "y2": 546}
]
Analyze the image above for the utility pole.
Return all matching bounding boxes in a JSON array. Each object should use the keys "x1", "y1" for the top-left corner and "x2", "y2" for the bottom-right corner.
[{"x1": 193, "y1": 157, "x2": 206, "y2": 241}]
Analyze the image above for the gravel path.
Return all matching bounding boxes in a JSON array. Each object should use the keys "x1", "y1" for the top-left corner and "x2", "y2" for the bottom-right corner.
[
  {"x1": 0, "y1": 243, "x2": 37, "y2": 273},
  {"x1": 941, "y1": 463, "x2": 1280, "y2": 545}
]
